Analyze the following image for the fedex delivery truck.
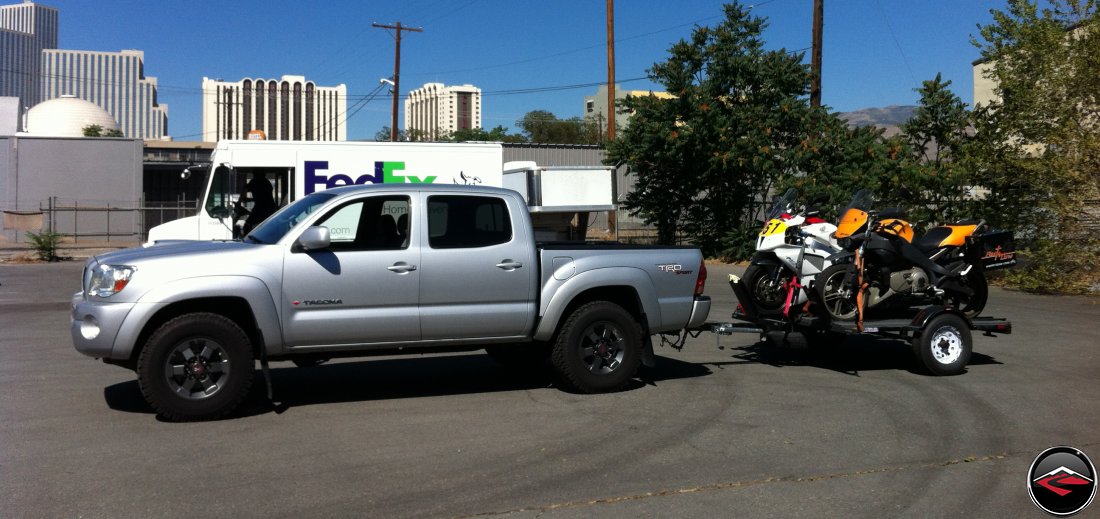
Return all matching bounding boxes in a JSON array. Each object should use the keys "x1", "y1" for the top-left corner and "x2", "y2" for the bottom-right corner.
[
  {"x1": 146, "y1": 139, "x2": 617, "y2": 243},
  {"x1": 147, "y1": 140, "x2": 505, "y2": 242}
]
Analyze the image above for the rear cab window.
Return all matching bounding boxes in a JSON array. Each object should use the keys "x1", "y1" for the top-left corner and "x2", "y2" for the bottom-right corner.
[{"x1": 427, "y1": 195, "x2": 512, "y2": 249}]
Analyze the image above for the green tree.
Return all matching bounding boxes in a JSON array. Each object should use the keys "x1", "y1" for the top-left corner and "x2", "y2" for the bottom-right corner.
[
  {"x1": 782, "y1": 113, "x2": 910, "y2": 222},
  {"x1": 446, "y1": 125, "x2": 527, "y2": 143},
  {"x1": 81, "y1": 124, "x2": 124, "y2": 137},
  {"x1": 606, "y1": 2, "x2": 826, "y2": 256},
  {"x1": 897, "y1": 74, "x2": 975, "y2": 225},
  {"x1": 374, "y1": 126, "x2": 411, "y2": 142},
  {"x1": 516, "y1": 110, "x2": 602, "y2": 144},
  {"x1": 970, "y1": 0, "x2": 1100, "y2": 292}
]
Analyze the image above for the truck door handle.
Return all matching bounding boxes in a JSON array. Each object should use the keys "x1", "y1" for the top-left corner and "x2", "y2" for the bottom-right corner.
[
  {"x1": 496, "y1": 260, "x2": 523, "y2": 270},
  {"x1": 387, "y1": 262, "x2": 417, "y2": 273}
]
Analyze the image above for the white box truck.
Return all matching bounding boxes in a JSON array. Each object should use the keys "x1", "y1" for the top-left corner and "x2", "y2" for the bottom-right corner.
[{"x1": 147, "y1": 140, "x2": 615, "y2": 243}]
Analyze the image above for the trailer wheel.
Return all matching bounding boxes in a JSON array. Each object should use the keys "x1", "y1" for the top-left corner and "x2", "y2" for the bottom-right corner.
[
  {"x1": 552, "y1": 302, "x2": 643, "y2": 393},
  {"x1": 137, "y1": 313, "x2": 254, "y2": 421},
  {"x1": 912, "y1": 313, "x2": 972, "y2": 376}
]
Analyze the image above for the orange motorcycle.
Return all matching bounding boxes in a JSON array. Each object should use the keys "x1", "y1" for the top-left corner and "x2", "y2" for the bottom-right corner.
[{"x1": 816, "y1": 189, "x2": 995, "y2": 321}]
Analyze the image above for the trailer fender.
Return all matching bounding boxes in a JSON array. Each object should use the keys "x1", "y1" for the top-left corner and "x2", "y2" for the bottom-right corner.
[{"x1": 909, "y1": 305, "x2": 961, "y2": 331}]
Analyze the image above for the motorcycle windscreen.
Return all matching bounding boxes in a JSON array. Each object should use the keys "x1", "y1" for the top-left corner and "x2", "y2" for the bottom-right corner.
[{"x1": 835, "y1": 208, "x2": 867, "y2": 239}]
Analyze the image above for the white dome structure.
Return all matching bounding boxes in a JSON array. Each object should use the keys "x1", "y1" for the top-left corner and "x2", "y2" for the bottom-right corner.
[{"x1": 25, "y1": 95, "x2": 121, "y2": 137}]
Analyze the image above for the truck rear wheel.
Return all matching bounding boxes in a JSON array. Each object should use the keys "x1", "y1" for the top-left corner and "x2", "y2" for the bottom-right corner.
[
  {"x1": 551, "y1": 301, "x2": 643, "y2": 393},
  {"x1": 137, "y1": 313, "x2": 254, "y2": 421}
]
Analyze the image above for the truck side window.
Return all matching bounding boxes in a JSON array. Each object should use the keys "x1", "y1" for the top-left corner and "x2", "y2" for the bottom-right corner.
[
  {"x1": 316, "y1": 195, "x2": 410, "y2": 251},
  {"x1": 204, "y1": 165, "x2": 235, "y2": 219},
  {"x1": 427, "y1": 195, "x2": 512, "y2": 249}
]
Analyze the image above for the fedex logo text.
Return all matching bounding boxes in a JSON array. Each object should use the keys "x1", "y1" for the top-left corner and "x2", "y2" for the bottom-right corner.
[{"x1": 305, "y1": 160, "x2": 438, "y2": 194}]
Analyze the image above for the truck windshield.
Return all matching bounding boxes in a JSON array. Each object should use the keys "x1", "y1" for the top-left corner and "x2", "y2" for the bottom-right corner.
[{"x1": 246, "y1": 191, "x2": 338, "y2": 244}]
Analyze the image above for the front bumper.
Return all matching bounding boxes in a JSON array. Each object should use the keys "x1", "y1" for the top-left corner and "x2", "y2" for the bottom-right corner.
[{"x1": 70, "y1": 292, "x2": 134, "y2": 359}]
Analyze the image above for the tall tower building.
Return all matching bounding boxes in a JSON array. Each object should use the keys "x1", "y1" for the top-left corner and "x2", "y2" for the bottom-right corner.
[
  {"x1": 201, "y1": 75, "x2": 346, "y2": 142},
  {"x1": 405, "y1": 83, "x2": 481, "y2": 140},
  {"x1": 40, "y1": 49, "x2": 169, "y2": 139},
  {"x1": 0, "y1": 1, "x2": 58, "y2": 111}
]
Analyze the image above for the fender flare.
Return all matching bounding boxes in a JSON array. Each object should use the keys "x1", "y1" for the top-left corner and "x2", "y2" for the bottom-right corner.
[
  {"x1": 534, "y1": 267, "x2": 659, "y2": 342},
  {"x1": 111, "y1": 275, "x2": 283, "y2": 359}
]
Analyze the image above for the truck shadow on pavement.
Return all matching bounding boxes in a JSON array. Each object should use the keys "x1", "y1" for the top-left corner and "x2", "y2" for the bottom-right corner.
[
  {"x1": 711, "y1": 334, "x2": 1002, "y2": 377},
  {"x1": 102, "y1": 352, "x2": 712, "y2": 419}
]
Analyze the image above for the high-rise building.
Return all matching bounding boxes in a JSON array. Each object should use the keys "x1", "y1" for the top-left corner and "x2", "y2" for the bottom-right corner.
[
  {"x1": 405, "y1": 83, "x2": 481, "y2": 140},
  {"x1": 201, "y1": 75, "x2": 347, "y2": 142},
  {"x1": 0, "y1": 1, "x2": 58, "y2": 111},
  {"x1": 40, "y1": 49, "x2": 168, "y2": 139}
]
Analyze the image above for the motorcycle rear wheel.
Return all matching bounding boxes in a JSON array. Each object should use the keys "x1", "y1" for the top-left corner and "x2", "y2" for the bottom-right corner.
[{"x1": 943, "y1": 272, "x2": 988, "y2": 318}]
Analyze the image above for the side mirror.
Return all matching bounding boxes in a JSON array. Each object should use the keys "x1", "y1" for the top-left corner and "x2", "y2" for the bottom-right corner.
[
  {"x1": 209, "y1": 205, "x2": 231, "y2": 219},
  {"x1": 809, "y1": 194, "x2": 829, "y2": 207},
  {"x1": 295, "y1": 226, "x2": 331, "y2": 252}
]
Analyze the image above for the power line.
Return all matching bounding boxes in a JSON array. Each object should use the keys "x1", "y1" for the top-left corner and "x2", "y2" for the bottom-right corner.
[{"x1": 874, "y1": 0, "x2": 919, "y2": 87}]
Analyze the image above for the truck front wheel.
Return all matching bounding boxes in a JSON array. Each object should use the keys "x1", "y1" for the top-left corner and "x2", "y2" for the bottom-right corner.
[
  {"x1": 137, "y1": 313, "x2": 254, "y2": 421},
  {"x1": 552, "y1": 302, "x2": 643, "y2": 393}
]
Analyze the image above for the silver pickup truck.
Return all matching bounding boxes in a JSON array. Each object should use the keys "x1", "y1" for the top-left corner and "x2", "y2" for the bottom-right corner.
[{"x1": 71, "y1": 184, "x2": 711, "y2": 420}]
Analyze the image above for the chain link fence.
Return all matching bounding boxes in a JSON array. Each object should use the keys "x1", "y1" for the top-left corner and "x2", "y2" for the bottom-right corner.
[{"x1": 3, "y1": 197, "x2": 199, "y2": 244}]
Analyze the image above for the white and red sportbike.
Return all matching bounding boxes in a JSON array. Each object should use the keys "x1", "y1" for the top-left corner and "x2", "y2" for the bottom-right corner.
[{"x1": 741, "y1": 189, "x2": 840, "y2": 317}]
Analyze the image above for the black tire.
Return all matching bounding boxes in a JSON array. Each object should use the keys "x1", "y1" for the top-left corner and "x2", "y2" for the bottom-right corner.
[
  {"x1": 912, "y1": 313, "x2": 972, "y2": 376},
  {"x1": 485, "y1": 342, "x2": 551, "y2": 369},
  {"x1": 944, "y1": 272, "x2": 988, "y2": 319},
  {"x1": 742, "y1": 262, "x2": 792, "y2": 316},
  {"x1": 817, "y1": 263, "x2": 860, "y2": 321},
  {"x1": 137, "y1": 313, "x2": 254, "y2": 421},
  {"x1": 551, "y1": 301, "x2": 643, "y2": 393}
]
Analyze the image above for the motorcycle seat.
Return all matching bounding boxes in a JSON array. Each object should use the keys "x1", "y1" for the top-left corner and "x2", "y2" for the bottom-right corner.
[{"x1": 912, "y1": 226, "x2": 954, "y2": 253}]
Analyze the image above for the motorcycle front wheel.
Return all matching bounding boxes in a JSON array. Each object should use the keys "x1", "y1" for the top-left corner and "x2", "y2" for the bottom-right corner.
[
  {"x1": 742, "y1": 262, "x2": 793, "y2": 316},
  {"x1": 816, "y1": 263, "x2": 861, "y2": 321}
]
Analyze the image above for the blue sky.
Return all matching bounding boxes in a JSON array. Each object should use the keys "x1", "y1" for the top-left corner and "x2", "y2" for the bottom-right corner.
[{"x1": 41, "y1": 0, "x2": 1009, "y2": 141}]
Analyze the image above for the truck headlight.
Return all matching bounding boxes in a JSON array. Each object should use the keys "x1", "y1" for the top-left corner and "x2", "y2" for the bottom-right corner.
[{"x1": 87, "y1": 264, "x2": 136, "y2": 298}]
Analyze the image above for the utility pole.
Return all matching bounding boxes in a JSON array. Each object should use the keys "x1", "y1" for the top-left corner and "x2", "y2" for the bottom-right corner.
[
  {"x1": 606, "y1": 0, "x2": 616, "y2": 141},
  {"x1": 373, "y1": 22, "x2": 423, "y2": 141},
  {"x1": 810, "y1": 0, "x2": 823, "y2": 107},
  {"x1": 606, "y1": 0, "x2": 618, "y2": 240}
]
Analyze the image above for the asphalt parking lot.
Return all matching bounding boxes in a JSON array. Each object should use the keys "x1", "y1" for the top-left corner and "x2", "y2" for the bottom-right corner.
[{"x1": 1, "y1": 260, "x2": 1098, "y2": 518}]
